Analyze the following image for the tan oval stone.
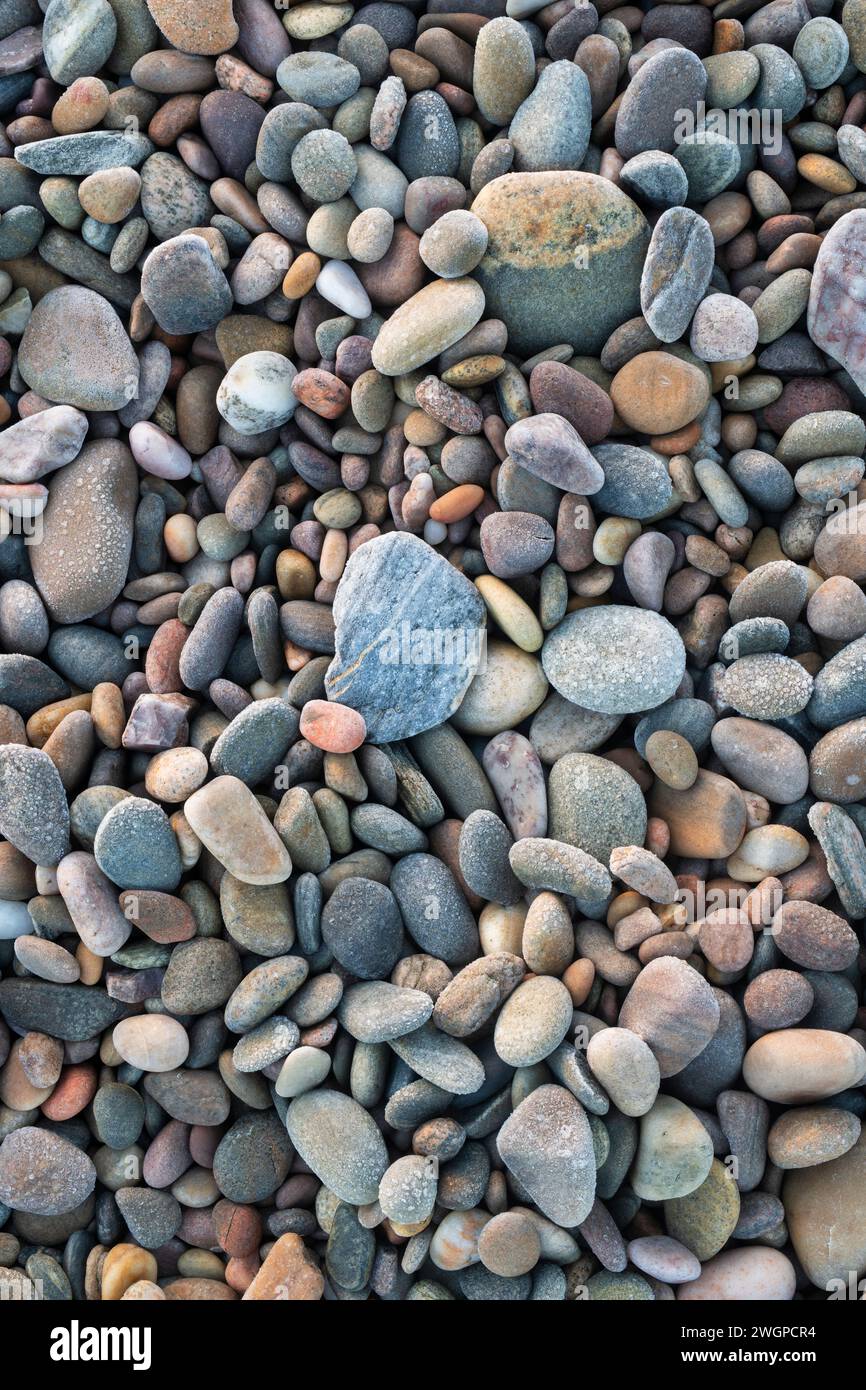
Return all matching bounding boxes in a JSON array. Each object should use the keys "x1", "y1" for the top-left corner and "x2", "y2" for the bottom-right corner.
[
  {"x1": 183, "y1": 775, "x2": 292, "y2": 885},
  {"x1": 450, "y1": 640, "x2": 547, "y2": 736},
  {"x1": 649, "y1": 769, "x2": 747, "y2": 858},
  {"x1": 678, "y1": 1247, "x2": 796, "y2": 1301},
  {"x1": 113, "y1": 1015, "x2": 190, "y2": 1073},
  {"x1": 743, "y1": 1029, "x2": 866, "y2": 1104},
  {"x1": 611, "y1": 352, "x2": 710, "y2": 434}
]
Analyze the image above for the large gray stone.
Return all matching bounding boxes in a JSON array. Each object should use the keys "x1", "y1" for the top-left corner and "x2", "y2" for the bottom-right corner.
[{"x1": 325, "y1": 531, "x2": 486, "y2": 742}]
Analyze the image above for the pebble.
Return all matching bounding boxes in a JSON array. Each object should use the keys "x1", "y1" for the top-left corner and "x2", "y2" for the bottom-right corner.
[
  {"x1": 0, "y1": 1127, "x2": 95, "y2": 1215},
  {"x1": 0, "y1": 0, "x2": 863, "y2": 1308},
  {"x1": 325, "y1": 531, "x2": 485, "y2": 742},
  {"x1": 743, "y1": 1030, "x2": 866, "y2": 1103},
  {"x1": 471, "y1": 171, "x2": 648, "y2": 356},
  {"x1": 619, "y1": 958, "x2": 720, "y2": 1078},
  {"x1": 498, "y1": 1085, "x2": 596, "y2": 1227},
  {"x1": 287, "y1": 1090, "x2": 388, "y2": 1205},
  {"x1": 641, "y1": 208, "x2": 714, "y2": 343},
  {"x1": 18, "y1": 286, "x2": 138, "y2": 411},
  {"x1": 542, "y1": 606, "x2": 685, "y2": 714}
]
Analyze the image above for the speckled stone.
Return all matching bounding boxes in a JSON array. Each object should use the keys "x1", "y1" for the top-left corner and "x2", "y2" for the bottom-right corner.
[{"x1": 542, "y1": 606, "x2": 686, "y2": 715}]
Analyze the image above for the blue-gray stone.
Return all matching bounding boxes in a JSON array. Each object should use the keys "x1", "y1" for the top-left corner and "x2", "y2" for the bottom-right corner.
[
  {"x1": 634, "y1": 697, "x2": 716, "y2": 756},
  {"x1": 210, "y1": 697, "x2": 300, "y2": 785},
  {"x1": 0, "y1": 204, "x2": 43, "y2": 258},
  {"x1": 0, "y1": 744, "x2": 70, "y2": 867},
  {"x1": 592, "y1": 442, "x2": 673, "y2": 519},
  {"x1": 619, "y1": 150, "x2": 689, "y2": 207},
  {"x1": 676, "y1": 130, "x2": 741, "y2": 201},
  {"x1": 509, "y1": 60, "x2": 591, "y2": 173},
  {"x1": 15, "y1": 130, "x2": 153, "y2": 175},
  {"x1": 543, "y1": 606, "x2": 686, "y2": 715},
  {"x1": 276, "y1": 52, "x2": 361, "y2": 107},
  {"x1": 390, "y1": 851, "x2": 479, "y2": 964},
  {"x1": 751, "y1": 43, "x2": 807, "y2": 122},
  {"x1": 325, "y1": 531, "x2": 485, "y2": 743},
  {"x1": 43, "y1": 0, "x2": 117, "y2": 84},
  {"x1": 94, "y1": 796, "x2": 182, "y2": 892}
]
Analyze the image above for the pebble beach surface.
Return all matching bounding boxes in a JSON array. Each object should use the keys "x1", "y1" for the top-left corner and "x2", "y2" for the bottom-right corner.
[{"x1": 1, "y1": 0, "x2": 866, "y2": 1309}]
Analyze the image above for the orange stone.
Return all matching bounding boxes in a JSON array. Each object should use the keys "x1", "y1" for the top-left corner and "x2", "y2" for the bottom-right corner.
[
  {"x1": 242, "y1": 1233, "x2": 324, "y2": 1301},
  {"x1": 299, "y1": 698, "x2": 366, "y2": 753},
  {"x1": 429, "y1": 483, "x2": 485, "y2": 523},
  {"x1": 610, "y1": 352, "x2": 710, "y2": 435},
  {"x1": 101, "y1": 1245, "x2": 159, "y2": 1301},
  {"x1": 41, "y1": 1062, "x2": 98, "y2": 1120}
]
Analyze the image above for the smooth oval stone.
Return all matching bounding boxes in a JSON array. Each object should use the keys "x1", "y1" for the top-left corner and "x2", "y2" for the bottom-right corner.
[
  {"x1": 494, "y1": 976, "x2": 573, "y2": 1067},
  {"x1": 678, "y1": 1247, "x2": 796, "y2": 1301},
  {"x1": 472, "y1": 17, "x2": 535, "y2": 125},
  {"x1": 217, "y1": 351, "x2": 298, "y2": 435},
  {"x1": 31, "y1": 441, "x2": 137, "y2": 624},
  {"x1": 471, "y1": 171, "x2": 649, "y2": 357},
  {"x1": 338, "y1": 981, "x2": 433, "y2": 1043},
  {"x1": 772, "y1": 900, "x2": 859, "y2": 971},
  {"x1": 743, "y1": 1030, "x2": 866, "y2": 1103},
  {"x1": 627, "y1": 1235, "x2": 700, "y2": 1285},
  {"x1": 451, "y1": 640, "x2": 547, "y2": 736},
  {"x1": 664, "y1": 1157, "x2": 741, "y2": 1261},
  {"x1": 631, "y1": 1095, "x2": 714, "y2": 1201},
  {"x1": 769, "y1": 1106, "x2": 861, "y2": 1171},
  {"x1": 287, "y1": 1089, "x2": 388, "y2": 1204},
  {"x1": 57, "y1": 851, "x2": 131, "y2": 957},
  {"x1": 0, "y1": 405, "x2": 88, "y2": 484},
  {"x1": 542, "y1": 606, "x2": 686, "y2": 715},
  {"x1": 0, "y1": 978, "x2": 127, "y2": 1041},
  {"x1": 325, "y1": 531, "x2": 485, "y2": 742},
  {"x1": 504, "y1": 413, "x2": 603, "y2": 494},
  {"x1": 274, "y1": 1045, "x2": 331, "y2": 1099},
  {"x1": 184, "y1": 776, "x2": 292, "y2": 885},
  {"x1": 112, "y1": 1016, "x2": 189, "y2": 1073},
  {"x1": 618, "y1": 957, "x2": 721, "y2": 1078},
  {"x1": 321, "y1": 876, "x2": 404, "y2": 979},
  {"x1": 508, "y1": 59, "x2": 591, "y2": 173},
  {"x1": 277, "y1": 52, "x2": 361, "y2": 107},
  {"x1": 389, "y1": 1022, "x2": 484, "y2": 1095},
  {"x1": 212, "y1": 1112, "x2": 292, "y2": 1204},
  {"x1": 615, "y1": 48, "x2": 708, "y2": 159},
  {"x1": 592, "y1": 443, "x2": 673, "y2": 519},
  {"x1": 509, "y1": 836, "x2": 611, "y2": 902},
  {"x1": 390, "y1": 852, "x2": 479, "y2": 965},
  {"x1": 224, "y1": 954, "x2": 308, "y2": 1033},
  {"x1": 161, "y1": 938, "x2": 242, "y2": 1017},
  {"x1": 94, "y1": 795, "x2": 182, "y2": 891},
  {"x1": 0, "y1": 743, "x2": 70, "y2": 866},
  {"x1": 371, "y1": 277, "x2": 485, "y2": 376},
  {"x1": 586, "y1": 1028, "x2": 660, "y2": 1117},
  {"x1": 0, "y1": 1127, "x2": 96, "y2": 1215},
  {"x1": 498, "y1": 1084, "x2": 596, "y2": 1227},
  {"x1": 141, "y1": 233, "x2": 233, "y2": 335},
  {"x1": 144, "y1": 1070, "x2": 231, "y2": 1126},
  {"x1": 548, "y1": 752, "x2": 646, "y2": 866},
  {"x1": 710, "y1": 717, "x2": 809, "y2": 805},
  {"x1": 43, "y1": 0, "x2": 117, "y2": 84},
  {"x1": 722, "y1": 654, "x2": 813, "y2": 720},
  {"x1": 18, "y1": 285, "x2": 138, "y2": 411}
]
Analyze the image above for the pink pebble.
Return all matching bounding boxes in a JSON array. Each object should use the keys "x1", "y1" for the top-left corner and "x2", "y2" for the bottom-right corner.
[
  {"x1": 129, "y1": 421, "x2": 192, "y2": 480},
  {"x1": 299, "y1": 698, "x2": 366, "y2": 753}
]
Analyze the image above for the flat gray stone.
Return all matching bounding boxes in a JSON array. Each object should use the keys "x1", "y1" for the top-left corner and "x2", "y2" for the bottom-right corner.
[{"x1": 325, "y1": 531, "x2": 486, "y2": 742}]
